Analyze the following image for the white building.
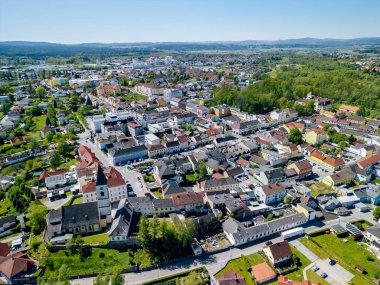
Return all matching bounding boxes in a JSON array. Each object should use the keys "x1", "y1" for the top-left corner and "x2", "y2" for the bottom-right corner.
[{"x1": 145, "y1": 133, "x2": 160, "y2": 146}]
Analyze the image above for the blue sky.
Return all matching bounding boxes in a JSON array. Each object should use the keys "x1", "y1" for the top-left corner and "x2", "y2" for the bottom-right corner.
[{"x1": 0, "y1": 0, "x2": 379, "y2": 43}]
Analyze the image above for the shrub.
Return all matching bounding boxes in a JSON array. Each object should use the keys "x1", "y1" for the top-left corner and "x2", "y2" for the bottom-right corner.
[{"x1": 99, "y1": 252, "x2": 105, "y2": 258}]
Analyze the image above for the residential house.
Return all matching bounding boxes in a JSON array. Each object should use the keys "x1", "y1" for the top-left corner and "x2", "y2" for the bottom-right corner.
[
  {"x1": 339, "y1": 104, "x2": 359, "y2": 114},
  {"x1": 255, "y1": 183, "x2": 287, "y2": 205},
  {"x1": 304, "y1": 129, "x2": 329, "y2": 145},
  {"x1": 310, "y1": 149, "x2": 345, "y2": 170},
  {"x1": 200, "y1": 177, "x2": 239, "y2": 193},
  {"x1": 0, "y1": 216, "x2": 17, "y2": 233},
  {"x1": 0, "y1": 252, "x2": 36, "y2": 283},
  {"x1": 108, "y1": 145, "x2": 148, "y2": 166},
  {"x1": 287, "y1": 160, "x2": 313, "y2": 179},
  {"x1": 365, "y1": 224, "x2": 380, "y2": 251},
  {"x1": 322, "y1": 169, "x2": 354, "y2": 187},
  {"x1": 216, "y1": 270, "x2": 246, "y2": 285},
  {"x1": 354, "y1": 186, "x2": 380, "y2": 205},
  {"x1": 263, "y1": 241, "x2": 293, "y2": 267}
]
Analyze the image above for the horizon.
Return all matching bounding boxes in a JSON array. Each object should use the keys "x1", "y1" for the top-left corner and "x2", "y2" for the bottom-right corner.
[
  {"x1": 1, "y1": 0, "x2": 380, "y2": 44},
  {"x1": 1, "y1": 36, "x2": 380, "y2": 46}
]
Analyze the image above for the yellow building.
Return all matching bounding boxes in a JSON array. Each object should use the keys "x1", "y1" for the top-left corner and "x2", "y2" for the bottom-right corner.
[
  {"x1": 322, "y1": 170, "x2": 354, "y2": 187},
  {"x1": 212, "y1": 106, "x2": 231, "y2": 118},
  {"x1": 304, "y1": 129, "x2": 329, "y2": 145},
  {"x1": 310, "y1": 149, "x2": 345, "y2": 171}
]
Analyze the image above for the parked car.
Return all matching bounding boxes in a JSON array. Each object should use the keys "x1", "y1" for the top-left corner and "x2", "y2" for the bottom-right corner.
[
  {"x1": 265, "y1": 241, "x2": 273, "y2": 246},
  {"x1": 329, "y1": 259, "x2": 336, "y2": 265},
  {"x1": 321, "y1": 273, "x2": 328, "y2": 278},
  {"x1": 312, "y1": 266, "x2": 319, "y2": 272}
]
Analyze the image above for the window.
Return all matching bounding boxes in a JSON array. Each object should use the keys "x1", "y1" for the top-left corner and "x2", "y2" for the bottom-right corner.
[{"x1": 100, "y1": 192, "x2": 105, "y2": 197}]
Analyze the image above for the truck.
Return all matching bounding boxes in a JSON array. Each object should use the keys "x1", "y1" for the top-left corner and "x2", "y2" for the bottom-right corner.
[{"x1": 281, "y1": 227, "x2": 305, "y2": 239}]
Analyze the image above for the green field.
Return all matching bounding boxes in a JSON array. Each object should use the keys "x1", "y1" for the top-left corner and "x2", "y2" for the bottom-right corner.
[
  {"x1": 306, "y1": 269, "x2": 329, "y2": 285},
  {"x1": 300, "y1": 234, "x2": 380, "y2": 284},
  {"x1": 309, "y1": 182, "x2": 334, "y2": 197},
  {"x1": 42, "y1": 248, "x2": 133, "y2": 277},
  {"x1": 215, "y1": 253, "x2": 266, "y2": 285},
  {"x1": 81, "y1": 233, "x2": 109, "y2": 245},
  {"x1": 286, "y1": 246, "x2": 312, "y2": 281}
]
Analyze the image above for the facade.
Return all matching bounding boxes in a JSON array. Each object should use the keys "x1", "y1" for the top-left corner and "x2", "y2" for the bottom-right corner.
[
  {"x1": 287, "y1": 160, "x2": 312, "y2": 179},
  {"x1": 304, "y1": 129, "x2": 329, "y2": 145},
  {"x1": 108, "y1": 145, "x2": 148, "y2": 165},
  {"x1": 255, "y1": 183, "x2": 287, "y2": 205},
  {"x1": 310, "y1": 149, "x2": 345, "y2": 170},
  {"x1": 263, "y1": 241, "x2": 293, "y2": 267}
]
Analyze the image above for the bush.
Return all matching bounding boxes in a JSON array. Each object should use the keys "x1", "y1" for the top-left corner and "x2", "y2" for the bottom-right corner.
[{"x1": 99, "y1": 252, "x2": 105, "y2": 258}]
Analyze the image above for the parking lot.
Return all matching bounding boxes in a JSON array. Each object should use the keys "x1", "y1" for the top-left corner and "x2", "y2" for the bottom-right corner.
[{"x1": 291, "y1": 240, "x2": 354, "y2": 285}]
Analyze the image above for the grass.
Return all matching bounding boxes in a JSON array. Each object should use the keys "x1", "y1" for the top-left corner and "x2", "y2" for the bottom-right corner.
[
  {"x1": 306, "y1": 269, "x2": 329, "y2": 285},
  {"x1": 81, "y1": 233, "x2": 109, "y2": 245},
  {"x1": 26, "y1": 114, "x2": 47, "y2": 139},
  {"x1": 124, "y1": 93, "x2": 148, "y2": 101},
  {"x1": 143, "y1": 174, "x2": 155, "y2": 183},
  {"x1": 215, "y1": 253, "x2": 266, "y2": 285},
  {"x1": 142, "y1": 267, "x2": 209, "y2": 285},
  {"x1": 72, "y1": 195, "x2": 83, "y2": 205},
  {"x1": 309, "y1": 182, "x2": 334, "y2": 197},
  {"x1": 41, "y1": 248, "x2": 133, "y2": 277},
  {"x1": 300, "y1": 234, "x2": 380, "y2": 284},
  {"x1": 286, "y1": 245, "x2": 311, "y2": 281},
  {"x1": 151, "y1": 189, "x2": 163, "y2": 199}
]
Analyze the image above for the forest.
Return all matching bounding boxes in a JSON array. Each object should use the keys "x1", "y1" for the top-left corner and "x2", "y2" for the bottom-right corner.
[{"x1": 211, "y1": 57, "x2": 380, "y2": 116}]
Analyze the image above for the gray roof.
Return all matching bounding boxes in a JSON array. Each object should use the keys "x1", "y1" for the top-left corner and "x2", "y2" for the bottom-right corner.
[
  {"x1": 366, "y1": 224, "x2": 380, "y2": 239},
  {"x1": 62, "y1": 202, "x2": 99, "y2": 229},
  {"x1": 203, "y1": 177, "x2": 238, "y2": 190}
]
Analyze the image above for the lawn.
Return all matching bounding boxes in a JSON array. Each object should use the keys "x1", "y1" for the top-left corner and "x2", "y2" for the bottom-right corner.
[
  {"x1": 309, "y1": 182, "x2": 334, "y2": 197},
  {"x1": 215, "y1": 253, "x2": 266, "y2": 285},
  {"x1": 306, "y1": 269, "x2": 329, "y2": 285},
  {"x1": 124, "y1": 93, "x2": 147, "y2": 101},
  {"x1": 143, "y1": 174, "x2": 155, "y2": 182},
  {"x1": 300, "y1": 234, "x2": 380, "y2": 284},
  {"x1": 151, "y1": 189, "x2": 163, "y2": 199},
  {"x1": 81, "y1": 233, "x2": 109, "y2": 245},
  {"x1": 26, "y1": 114, "x2": 47, "y2": 139},
  {"x1": 286, "y1": 245, "x2": 311, "y2": 281},
  {"x1": 41, "y1": 248, "x2": 133, "y2": 277}
]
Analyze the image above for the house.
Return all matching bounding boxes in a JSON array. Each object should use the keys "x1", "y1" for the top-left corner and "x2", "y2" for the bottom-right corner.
[
  {"x1": 38, "y1": 170, "x2": 68, "y2": 189},
  {"x1": 147, "y1": 143, "x2": 167, "y2": 158},
  {"x1": 354, "y1": 186, "x2": 380, "y2": 205},
  {"x1": 96, "y1": 84, "x2": 121, "y2": 97},
  {"x1": 339, "y1": 104, "x2": 360, "y2": 114},
  {"x1": 200, "y1": 177, "x2": 239, "y2": 193},
  {"x1": 357, "y1": 153, "x2": 380, "y2": 171},
  {"x1": 166, "y1": 192, "x2": 204, "y2": 213},
  {"x1": 255, "y1": 183, "x2": 287, "y2": 205},
  {"x1": 259, "y1": 168, "x2": 286, "y2": 184},
  {"x1": 310, "y1": 149, "x2": 345, "y2": 170},
  {"x1": 322, "y1": 169, "x2": 354, "y2": 187},
  {"x1": 108, "y1": 145, "x2": 148, "y2": 166},
  {"x1": 216, "y1": 270, "x2": 246, "y2": 285},
  {"x1": 0, "y1": 252, "x2": 36, "y2": 283},
  {"x1": 0, "y1": 243, "x2": 10, "y2": 257},
  {"x1": 212, "y1": 105, "x2": 231, "y2": 118},
  {"x1": 166, "y1": 140, "x2": 180, "y2": 154},
  {"x1": 263, "y1": 241, "x2": 293, "y2": 267},
  {"x1": 231, "y1": 120, "x2": 259, "y2": 135},
  {"x1": 127, "y1": 122, "x2": 144, "y2": 137},
  {"x1": 251, "y1": 263, "x2": 276, "y2": 284},
  {"x1": 0, "y1": 216, "x2": 17, "y2": 233},
  {"x1": 347, "y1": 115, "x2": 366, "y2": 125},
  {"x1": 365, "y1": 224, "x2": 380, "y2": 251},
  {"x1": 223, "y1": 213, "x2": 308, "y2": 246},
  {"x1": 45, "y1": 202, "x2": 101, "y2": 244},
  {"x1": 292, "y1": 203, "x2": 316, "y2": 221},
  {"x1": 261, "y1": 149, "x2": 283, "y2": 166},
  {"x1": 287, "y1": 160, "x2": 313, "y2": 179},
  {"x1": 304, "y1": 129, "x2": 329, "y2": 145}
]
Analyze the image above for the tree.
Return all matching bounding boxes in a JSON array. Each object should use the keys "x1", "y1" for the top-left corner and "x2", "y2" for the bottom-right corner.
[
  {"x1": 45, "y1": 131, "x2": 54, "y2": 143},
  {"x1": 137, "y1": 215, "x2": 151, "y2": 250},
  {"x1": 36, "y1": 86, "x2": 46, "y2": 98},
  {"x1": 182, "y1": 271, "x2": 204, "y2": 285},
  {"x1": 174, "y1": 219, "x2": 195, "y2": 248},
  {"x1": 197, "y1": 161, "x2": 207, "y2": 179},
  {"x1": 284, "y1": 195, "x2": 293, "y2": 204},
  {"x1": 0, "y1": 100, "x2": 11, "y2": 114},
  {"x1": 373, "y1": 206, "x2": 380, "y2": 222},
  {"x1": 28, "y1": 201, "x2": 47, "y2": 235},
  {"x1": 57, "y1": 142, "x2": 71, "y2": 158},
  {"x1": 57, "y1": 264, "x2": 70, "y2": 285},
  {"x1": 49, "y1": 151, "x2": 61, "y2": 169},
  {"x1": 93, "y1": 273, "x2": 110, "y2": 285},
  {"x1": 293, "y1": 255, "x2": 301, "y2": 267},
  {"x1": 110, "y1": 267, "x2": 124, "y2": 285},
  {"x1": 289, "y1": 128, "x2": 303, "y2": 144}
]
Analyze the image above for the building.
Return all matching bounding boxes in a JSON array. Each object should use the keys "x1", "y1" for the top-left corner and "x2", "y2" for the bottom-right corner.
[
  {"x1": 339, "y1": 104, "x2": 360, "y2": 114},
  {"x1": 304, "y1": 129, "x2": 328, "y2": 145},
  {"x1": 322, "y1": 169, "x2": 354, "y2": 187},
  {"x1": 108, "y1": 145, "x2": 148, "y2": 166},
  {"x1": 255, "y1": 183, "x2": 287, "y2": 205},
  {"x1": 38, "y1": 170, "x2": 68, "y2": 189},
  {"x1": 127, "y1": 122, "x2": 144, "y2": 137},
  {"x1": 0, "y1": 216, "x2": 17, "y2": 233},
  {"x1": 251, "y1": 263, "x2": 276, "y2": 284},
  {"x1": 223, "y1": 213, "x2": 308, "y2": 246},
  {"x1": 287, "y1": 160, "x2": 313, "y2": 179},
  {"x1": 263, "y1": 241, "x2": 293, "y2": 267},
  {"x1": 96, "y1": 84, "x2": 121, "y2": 97},
  {"x1": 365, "y1": 224, "x2": 380, "y2": 252},
  {"x1": 163, "y1": 88, "x2": 182, "y2": 101},
  {"x1": 259, "y1": 168, "x2": 286, "y2": 184},
  {"x1": 200, "y1": 177, "x2": 239, "y2": 193},
  {"x1": 277, "y1": 275, "x2": 321, "y2": 285},
  {"x1": 212, "y1": 105, "x2": 231, "y2": 118},
  {"x1": 310, "y1": 149, "x2": 345, "y2": 170},
  {"x1": 145, "y1": 133, "x2": 160, "y2": 146},
  {"x1": 216, "y1": 270, "x2": 246, "y2": 285},
  {"x1": 0, "y1": 252, "x2": 36, "y2": 283},
  {"x1": 45, "y1": 202, "x2": 101, "y2": 244}
]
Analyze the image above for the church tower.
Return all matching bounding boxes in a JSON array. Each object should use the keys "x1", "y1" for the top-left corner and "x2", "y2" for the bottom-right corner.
[{"x1": 96, "y1": 165, "x2": 112, "y2": 227}]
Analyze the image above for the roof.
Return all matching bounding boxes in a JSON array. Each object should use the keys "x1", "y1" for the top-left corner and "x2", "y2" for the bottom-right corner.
[
  {"x1": 278, "y1": 275, "x2": 321, "y2": 285},
  {"x1": 357, "y1": 153, "x2": 380, "y2": 168},
  {"x1": 217, "y1": 270, "x2": 246, "y2": 285},
  {"x1": 0, "y1": 243, "x2": 11, "y2": 257},
  {"x1": 339, "y1": 104, "x2": 359, "y2": 112},
  {"x1": 261, "y1": 183, "x2": 286, "y2": 196},
  {"x1": 0, "y1": 216, "x2": 16, "y2": 228},
  {"x1": 166, "y1": 192, "x2": 204, "y2": 206},
  {"x1": 82, "y1": 180, "x2": 96, "y2": 194},
  {"x1": 267, "y1": 241, "x2": 292, "y2": 260},
  {"x1": 61, "y1": 202, "x2": 99, "y2": 229},
  {"x1": 0, "y1": 252, "x2": 35, "y2": 279},
  {"x1": 311, "y1": 149, "x2": 344, "y2": 167},
  {"x1": 366, "y1": 224, "x2": 380, "y2": 239},
  {"x1": 251, "y1": 262, "x2": 276, "y2": 282},
  {"x1": 96, "y1": 165, "x2": 108, "y2": 186},
  {"x1": 38, "y1": 170, "x2": 67, "y2": 180}
]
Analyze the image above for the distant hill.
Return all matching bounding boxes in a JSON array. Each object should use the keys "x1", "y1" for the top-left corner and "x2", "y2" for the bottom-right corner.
[{"x1": 0, "y1": 38, "x2": 379, "y2": 57}]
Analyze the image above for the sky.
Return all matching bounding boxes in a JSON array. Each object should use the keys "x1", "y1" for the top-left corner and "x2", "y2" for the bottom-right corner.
[{"x1": 0, "y1": 0, "x2": 379, "y2": 44}]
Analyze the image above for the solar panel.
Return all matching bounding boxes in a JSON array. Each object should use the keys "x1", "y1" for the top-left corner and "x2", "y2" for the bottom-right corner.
[
  {"x1": 331, "y1": 224, "x2": 346, "y2": 233},
  {"x1": 345, "y1": 223, "x2": 362, "y2": 236}
]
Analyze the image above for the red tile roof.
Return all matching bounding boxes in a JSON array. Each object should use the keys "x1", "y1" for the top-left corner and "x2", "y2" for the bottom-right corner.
[
  {"x1": 357, "y1": 153, "x2": 380, "y2": 169},
  {"x1": 167, "y1": 192, "x2": 204, "y2": 206},
  {"x1": 0, "y1": 252, "x2": 35, "y2": 279}
]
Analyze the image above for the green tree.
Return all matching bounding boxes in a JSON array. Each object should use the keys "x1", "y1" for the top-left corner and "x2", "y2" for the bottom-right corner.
[
  {"x1": 57, "y1": 142, "x2": 71, "y2": 158},
  {"x1": 36, "y1": 86, "x2": 47, "y2": 98},
  {"x1": 137, "y1": 215, "x2": 151, "y2": 250},
  {"x1": 57, "y1": 264, "x2": 70, "y2": 285},
  {"x1": 49, "y1": 151, "x2": 61, "y2": 169},
  {"x1": 197, "y1": 161, "x2": 207, "y2": 179},
  {"x1": 284, "y1": 195, "x2": 293, "y2": 204},
  {"x1": 373, "y1": 206, "x2": 380, "y2": 222},
  {"x1": 0, "y1": 100, "x2": 11, "y2": 114},
  {"x1": 45, "y1": 131, "x2": 54, "y2": 143},
  {"x1": 182, "y1": 271, "x2": 205, "y2": 285},
  {"x1": 110, "y1": 267, "x2": 124, "y2": 285},
  {"x1": 93, "y1": 273, "x2": 110, "y2": 285},
  {"x1": 28, "y1": 201, "x2": 47, "y2": 235},
  {"x1": 289, "y1": 128, "x2": 303, "y2": 144}
]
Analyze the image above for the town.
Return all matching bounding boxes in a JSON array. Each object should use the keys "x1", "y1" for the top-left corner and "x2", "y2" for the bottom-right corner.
[{"x1": 0, "y1": 43, "x2": 380, "y2": 285}]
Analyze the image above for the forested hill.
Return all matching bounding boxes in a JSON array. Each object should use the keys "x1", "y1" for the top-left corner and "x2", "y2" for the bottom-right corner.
[{"x1": 212, "y1": 59, "x2": 380, "y2": 117}]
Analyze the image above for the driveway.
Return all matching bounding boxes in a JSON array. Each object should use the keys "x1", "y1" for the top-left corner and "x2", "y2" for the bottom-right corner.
[{"x1": 291, "y1": 240, "x2": 354, "y2": 285}]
